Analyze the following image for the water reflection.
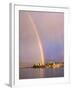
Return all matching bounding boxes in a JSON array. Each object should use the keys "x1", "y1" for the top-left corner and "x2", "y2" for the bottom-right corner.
[{"x1": 19, "y1": 67, "x2": 64, "y2": 79}]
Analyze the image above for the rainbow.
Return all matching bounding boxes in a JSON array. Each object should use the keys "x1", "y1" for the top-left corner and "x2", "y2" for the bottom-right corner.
[{"x1": 27, "y1": 13, "x2": 45, "y2": 65}]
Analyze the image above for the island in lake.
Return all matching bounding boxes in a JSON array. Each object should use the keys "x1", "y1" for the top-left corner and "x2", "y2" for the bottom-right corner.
[{"x1": 33, "y1": 62, "x2": 64, "y2": 68}]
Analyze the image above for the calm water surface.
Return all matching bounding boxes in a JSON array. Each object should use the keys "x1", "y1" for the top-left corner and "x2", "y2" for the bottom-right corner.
[{"x1": 19, "y1": 68, "x2": 64, "y2": 79}]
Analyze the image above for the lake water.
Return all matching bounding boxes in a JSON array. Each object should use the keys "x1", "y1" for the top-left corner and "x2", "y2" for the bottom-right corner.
[{"x1": 19, "y1": 67, "x2": 64, "y2": 79}]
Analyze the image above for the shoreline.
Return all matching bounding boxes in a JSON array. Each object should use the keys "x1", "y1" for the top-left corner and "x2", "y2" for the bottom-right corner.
[{"x1": 20, "y1": 62, "x2": 64, "y2": 69}]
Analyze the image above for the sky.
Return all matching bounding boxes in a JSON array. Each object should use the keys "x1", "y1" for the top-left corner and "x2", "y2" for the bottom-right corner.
[{"x1": 19, "y1": 10, "x2": 64, "y2": 67}]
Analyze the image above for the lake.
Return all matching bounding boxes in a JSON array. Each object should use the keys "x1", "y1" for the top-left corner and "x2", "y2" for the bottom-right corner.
[{"x1": 19, "y1": 67, "x2": 64, "y2": 79}]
